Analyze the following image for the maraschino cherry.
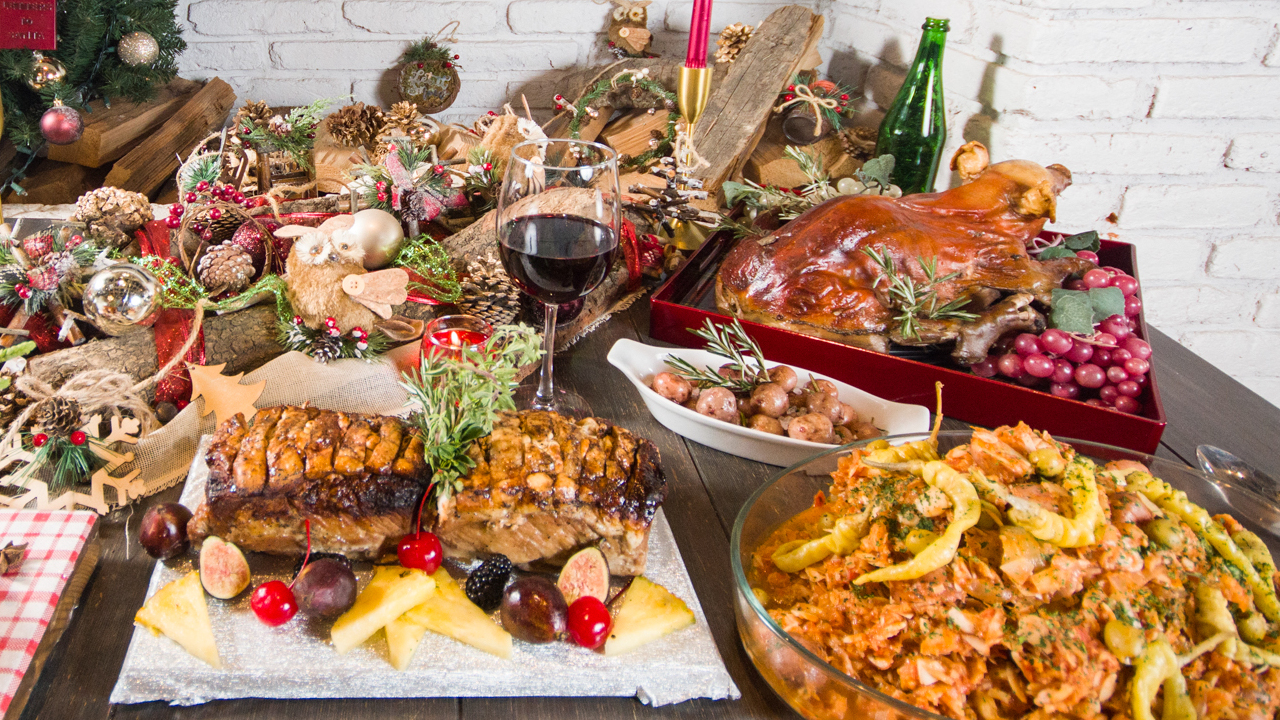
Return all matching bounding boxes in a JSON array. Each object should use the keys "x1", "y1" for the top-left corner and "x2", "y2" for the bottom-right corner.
[
  {"x1": 397, "y1": 487, "x2": 442, "y2": 573},
  {"x1": 250, "y1": 519, "x2": 311, "y2": 626}
]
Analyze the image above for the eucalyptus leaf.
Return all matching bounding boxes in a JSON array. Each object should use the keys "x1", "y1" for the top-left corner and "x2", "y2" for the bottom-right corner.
[
  {"x1": 1089, "y1": 286, "x2": 1125, "y2": 324},
  {"x1": 1051, "y1": 289, "x2": 1095, "y2": 334},
  {"x1": 722, "y1": 181, "x2": 752, "y2": 208},
  {"x1": 857, "y1": 154, "x2": 895, "y2": 188},
  {"x1": 1063, "y1": 230, "x2": 1100, "y2": 252},
  {"x1": 1038, "y1": 246, "x2": 1077, "y2": 260}
]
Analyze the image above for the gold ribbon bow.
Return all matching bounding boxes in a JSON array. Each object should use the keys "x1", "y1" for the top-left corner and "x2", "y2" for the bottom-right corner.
[{"x1": 773, "y1": 84, "x2": 840, "y2": 135}]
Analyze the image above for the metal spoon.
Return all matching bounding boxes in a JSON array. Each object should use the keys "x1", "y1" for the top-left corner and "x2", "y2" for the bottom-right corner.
[{"x1": 1197, "y1": 445, "x2": 1280, "y2": 535}]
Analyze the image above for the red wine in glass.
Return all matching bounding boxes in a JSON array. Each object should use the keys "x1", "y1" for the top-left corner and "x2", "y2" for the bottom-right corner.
[{"x1": 498, "y1": 214, "x2": 618, "y2": 304}]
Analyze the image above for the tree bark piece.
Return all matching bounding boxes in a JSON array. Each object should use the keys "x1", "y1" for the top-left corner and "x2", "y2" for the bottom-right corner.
[
  {"x1": 47, "y1": 78, "x2": 203, "y2": 168},
  {"x1": 28, "y1": 305, "x2": 283, "y2": 392},
  {"x1": 689, "y1": 5, "x2": 824, "y2": 207},
  {"x1": 104, "y1": 78, "x2": 237, "y2": 198}
]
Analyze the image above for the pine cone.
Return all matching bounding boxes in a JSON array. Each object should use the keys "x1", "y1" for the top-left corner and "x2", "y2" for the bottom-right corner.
[
  {"x1": 25, "y1": 264, "x2": 62, "y2": 292},
  {"x1": 0, "y1": 372, "x2": 31, "y2": 434},
  {"x1": 197, "y1": 243, "x2": 255, "y2": 292},
  {"x1": 70, "y1": 186, "x2": 153, "y2": 249},
  {"x1": 378, "y1": 101, "x2": 431, "y2": 144},
  {"x1": 839, "y1": 126, "x2": 878, "y2": 163},
  {"x1": 311, "y1": 335, "x2": 343, "y2": 363},
  {"x1": 457, "y1": 256, "x2": 522, "y2": 327},
  {"x1": 33, "y1": 397, "x2": 81, "y2": 437},
  {"x1": 326, "y1": 102, "x2": 386, "y2": 149},
  {"x1": 21, "y1": 231, "x2": 53, "y2": 259},
  {"x1": 233, "y1": 100, "x2": 272, "y2": 132},
  {"x1": 715, "y1": 23, "x2": 755, "y2": 64},
  {"x1": 207, "y1": 211, "x2": 243, "y2": 244}
]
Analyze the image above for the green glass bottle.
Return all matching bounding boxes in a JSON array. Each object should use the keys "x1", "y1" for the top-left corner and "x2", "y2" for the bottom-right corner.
[{"x1": 875, "y1": 17, "x2": 949, "y2": 195}]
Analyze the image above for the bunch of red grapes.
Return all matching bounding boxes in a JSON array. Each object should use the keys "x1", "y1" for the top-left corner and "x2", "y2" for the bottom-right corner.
[{"x1": 970, "y1": 254, "x2": 1151, "y2": 415}]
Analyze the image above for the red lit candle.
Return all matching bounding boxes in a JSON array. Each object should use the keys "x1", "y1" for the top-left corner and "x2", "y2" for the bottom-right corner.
[
  {"x1": 421, "y1": 315, "x2": 492, "y2": 364},
  {"x1": 685, "y1": 0, "x2": 713, "y2": 68}
]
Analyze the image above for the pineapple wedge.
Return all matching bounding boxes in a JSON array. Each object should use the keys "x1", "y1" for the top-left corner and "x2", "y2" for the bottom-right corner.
[
  {"x1": 404, "y1": 568, "x2": 512, "y2": 659},
  {"x1": 134, "y1": 570, "x2": 221, "y2": 668},
  {"x1": 331, "y1": 566, "x2": 435, "y2": 654},
  {"x1": 603, "y1": 576, "x2": 695, "y2": 656},
  {"x1": 385, "y1": 617, "x2": 429, "y2": 671}
]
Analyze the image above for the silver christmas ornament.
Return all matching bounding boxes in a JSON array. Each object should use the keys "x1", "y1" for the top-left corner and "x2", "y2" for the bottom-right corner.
[
  {"x1": 345, "y1": 209, "x2": 405, "y2": 269},
  {"x1": 82, "y1": 263, "x2": 159, "y2": 336},
  {"x1": 118, "y1": 31, "x2": 160, "y2": 67}
]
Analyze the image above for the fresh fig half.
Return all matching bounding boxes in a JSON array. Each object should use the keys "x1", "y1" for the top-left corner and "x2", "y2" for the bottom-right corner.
[
  {"x1": 557, "y1": 547, "x2": 610, "y2": 604},
  {"x1": 199, "y1": 536, "x2": 251, "y2": 599}
]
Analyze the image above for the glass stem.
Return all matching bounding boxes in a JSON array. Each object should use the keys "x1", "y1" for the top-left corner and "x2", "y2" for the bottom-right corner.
[{"x1": 534, "y1": 303, "x2": 558, "y2": 410}]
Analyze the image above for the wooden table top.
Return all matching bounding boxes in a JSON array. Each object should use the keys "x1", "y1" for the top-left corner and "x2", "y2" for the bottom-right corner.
[{"x1": 18, "y1": 299, "x2": 1280, "y2": 720}]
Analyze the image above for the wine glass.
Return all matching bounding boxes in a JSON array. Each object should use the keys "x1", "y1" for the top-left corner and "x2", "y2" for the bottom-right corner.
[{"x1": 496, "y1": 139, "x2": 620, "y2": 417}]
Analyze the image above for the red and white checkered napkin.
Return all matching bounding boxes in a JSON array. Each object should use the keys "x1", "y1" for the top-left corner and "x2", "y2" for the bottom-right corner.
[{"x1": 0, "y1": 510, "x2": 97, "y2": 715}]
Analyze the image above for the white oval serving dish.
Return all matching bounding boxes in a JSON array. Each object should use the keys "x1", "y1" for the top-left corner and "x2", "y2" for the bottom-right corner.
[{"x1": 607, "y1": 338, "x2": 932, "y2": 466}]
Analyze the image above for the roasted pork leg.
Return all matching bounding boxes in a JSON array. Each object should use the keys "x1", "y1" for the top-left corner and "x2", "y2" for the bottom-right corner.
[
  {"x1": 188, "y1": 406, "x2": 429, "y2": 560},
  {"x1": 434, "y1": 411, "x2": 668, "y2": 576}
]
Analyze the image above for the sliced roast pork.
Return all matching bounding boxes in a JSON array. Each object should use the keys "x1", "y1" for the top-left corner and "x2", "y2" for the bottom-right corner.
[
  {"x1": 434, "y1": 410, "x2": 668, "y2": 576},
  {"x1": 188, "y1": 406, "x2": 429, "y2": 560}
]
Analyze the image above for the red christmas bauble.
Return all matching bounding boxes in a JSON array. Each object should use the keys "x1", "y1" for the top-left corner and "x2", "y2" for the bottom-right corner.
[
  {"x1": 229, "y1": 219, "x2": 279, "y2": 274},
  {"x1": 40, "y1": 104, "x2": 84, "y2": 145}
]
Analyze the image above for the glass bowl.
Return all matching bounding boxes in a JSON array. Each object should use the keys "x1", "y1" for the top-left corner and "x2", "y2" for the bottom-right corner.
[{"x1": 730, "y1": 431, "x2": 1280, "y2": 720}]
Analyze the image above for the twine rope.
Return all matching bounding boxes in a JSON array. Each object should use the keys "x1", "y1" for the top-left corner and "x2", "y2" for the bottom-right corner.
[{"x1": 773, "y1": 84, "x2": 840, "y2": 135}]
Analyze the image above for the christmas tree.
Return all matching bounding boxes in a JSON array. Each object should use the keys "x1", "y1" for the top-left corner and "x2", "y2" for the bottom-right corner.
[{"x1": 0, "y1": 0, "x2": 186, "y2": 193}]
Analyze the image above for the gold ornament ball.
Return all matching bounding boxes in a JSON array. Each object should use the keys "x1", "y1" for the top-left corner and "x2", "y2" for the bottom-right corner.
[
  {"x1": 346, "y1": 209, "x2": 405, "y2": 269},
  {"x1": 82, "y1": 263, "x2": 159, "y2": 336},
  {"x1": 27, "y1": 55, "x2": 67, "y2": 90},
  {"x1": 118, "y1": 31, "x2": 160, "y2": 67}
]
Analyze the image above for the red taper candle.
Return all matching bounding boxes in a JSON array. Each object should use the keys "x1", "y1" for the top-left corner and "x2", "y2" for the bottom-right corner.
[{"x1": 684, "y1": 0, "x2": 713, "y2": 68}]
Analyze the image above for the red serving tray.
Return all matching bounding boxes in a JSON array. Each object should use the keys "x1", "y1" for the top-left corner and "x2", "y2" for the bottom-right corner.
[{"x1": 649, "y1": 231, "x2": 1167, "y2": 453}]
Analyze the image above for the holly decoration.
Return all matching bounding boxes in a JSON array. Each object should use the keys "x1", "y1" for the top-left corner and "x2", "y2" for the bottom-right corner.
[
  {"x1": 237, "y1": 97, "x2": 332, "y2": 172},
  {"x1": 279, "y1": 315, "x2": 390, "y2": 363},
  {"x1": 0, "y1": 226, "x2": 97, "y2": 315}
]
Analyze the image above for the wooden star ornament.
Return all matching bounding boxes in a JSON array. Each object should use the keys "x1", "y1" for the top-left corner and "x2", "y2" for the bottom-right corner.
[{"x1": 187, "y1": 362, "x2": 266, "y2": 426}]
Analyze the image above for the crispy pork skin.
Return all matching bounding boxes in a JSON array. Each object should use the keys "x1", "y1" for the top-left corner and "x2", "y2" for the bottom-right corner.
[
  {"x1": 716, "y1": 142, "x2": 1093, "y2": 361},
  {"x1": 434, "y1": 411, "x2": 667, "y2": 576},
  {"x1": 188, "y1": 407, "x2": 428, "y2": 560}
]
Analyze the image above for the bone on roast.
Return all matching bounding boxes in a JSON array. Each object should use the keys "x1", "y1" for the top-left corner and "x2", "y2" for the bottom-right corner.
[{"x1": 716, "y1": 141, "x2": 1094, "y2": 363}]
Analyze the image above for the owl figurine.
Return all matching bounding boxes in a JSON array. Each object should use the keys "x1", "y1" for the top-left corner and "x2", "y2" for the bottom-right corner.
[
  {"x1": 278, "y1": 218, "x2": 378, "y2": 333},
  {"x1": 607, "y1": 0, "x2": 653, "y2": 57}
]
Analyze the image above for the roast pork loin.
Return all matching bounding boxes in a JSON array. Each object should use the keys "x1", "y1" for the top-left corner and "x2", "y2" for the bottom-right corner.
[
  {"x1": 434, "y1": 410, "x2": 667, "y2": 576},
  {"x1": 188, "y1": 406, "x2": 428, "y2": 560}
]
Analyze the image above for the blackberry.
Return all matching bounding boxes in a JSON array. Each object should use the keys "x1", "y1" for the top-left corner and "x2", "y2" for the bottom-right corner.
[{"x1": 465, "y1": 554, "x2": 512, "y2": 612}]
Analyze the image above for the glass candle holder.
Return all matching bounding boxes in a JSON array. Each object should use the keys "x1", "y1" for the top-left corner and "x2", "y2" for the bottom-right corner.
[{"x1": 423, "y1": 314, "x2": 493, "y2": 363}]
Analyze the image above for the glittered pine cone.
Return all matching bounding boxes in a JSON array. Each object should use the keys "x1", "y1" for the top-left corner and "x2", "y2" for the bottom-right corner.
[
  {"x1": 33, "y1": 397, "x2": 82, "y2": 437},
  {"x1": 197, "y1": 243, "x2": 255, "y2": 292},
  {"x1": 21, "y1": 231, "x2": 54, "y2": 259},
  {"x1": 70, "y1": 186, "x2": 154, "y2": 248},
  {"x1": 378, "y1": 101, "x2": 432, "y2": 144}
]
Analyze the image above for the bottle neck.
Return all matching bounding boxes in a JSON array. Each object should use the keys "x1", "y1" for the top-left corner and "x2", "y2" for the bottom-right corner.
[{"x1": 908, "y1": 29, "x2": 947, "y2": 76}]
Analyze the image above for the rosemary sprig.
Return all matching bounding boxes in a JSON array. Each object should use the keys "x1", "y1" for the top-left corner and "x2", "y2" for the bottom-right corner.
[
  {"x1": 861, "y1": 248, "x2": 978, "y2": 340},
  {"x1": 665, "y1": 318, "x2": 770, "y2": 391},
  {"x1": 401, "y1": 325, "x2": 543, "y2": 501}
]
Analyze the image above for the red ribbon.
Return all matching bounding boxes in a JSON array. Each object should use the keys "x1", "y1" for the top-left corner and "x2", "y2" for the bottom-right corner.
[{"x1": 136, "y1": 221, "x2": 205, "y2": 406}]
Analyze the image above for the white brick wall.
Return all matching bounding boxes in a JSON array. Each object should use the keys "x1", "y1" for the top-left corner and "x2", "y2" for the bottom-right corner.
[{"x1": 172, "y1": 0, "x2": 1280, "y2": 407}]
